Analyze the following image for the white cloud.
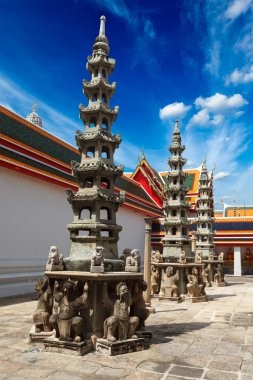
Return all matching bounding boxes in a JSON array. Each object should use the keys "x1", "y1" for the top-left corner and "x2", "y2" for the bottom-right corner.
[
  {"x1": 195, "y1": 93, "x2": 248, "y2": 113},
  {"x1": 159, "y1": 102, "x2": 191, "y2": 121},
  {"x1": 215, "y1": 171, "x2": 230, "y2": 180},
  {"x1": 144, "y1": 19, "x2": 156, "y2": 39},
  {"x1": 226, "y1": 66, "x2": 253, "y2": 85},
  {"x1": 187, "y1": 109, "x2": 210, "y2": 128},
  {"x1": 225, "y1": 0, "x2": 252, "y2": 21}
]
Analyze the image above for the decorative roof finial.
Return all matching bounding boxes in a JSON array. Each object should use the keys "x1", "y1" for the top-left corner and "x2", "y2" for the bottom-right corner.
[
  {"x1": 33, "y1": 102, "x2": 37, "y2": 113},
  {"x1": 141, "y1": 147, "x2": 146, "y2": 160},
  {"x1": 173, "y1": 119, "x2": 180, "y2": 133},
  {"x1": 99, "y1": 15, "x2": 106, "y2": 36}
]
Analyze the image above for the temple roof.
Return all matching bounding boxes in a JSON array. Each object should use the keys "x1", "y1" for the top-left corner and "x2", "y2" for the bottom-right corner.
[{"x1": 0, "y1": 105, "x2": 163, "y2": 218}]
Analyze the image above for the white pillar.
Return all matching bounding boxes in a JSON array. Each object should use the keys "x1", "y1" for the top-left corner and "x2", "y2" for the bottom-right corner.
[{"x1": 234, "y1": 246, "x2": 242, "y2": 276}]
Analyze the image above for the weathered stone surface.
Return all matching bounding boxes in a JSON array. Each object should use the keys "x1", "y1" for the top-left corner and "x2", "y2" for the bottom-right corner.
[
  {"x1": 137, "y1": 360, "x2": 170, "y2": 373},
  {"x1": 96, "y1": 338, "x2": 144, "y2": 356},
  {"x1": 44, "y1": 339, "x2": 93, "y2": 356},
  {"x1": 168, "y1": 365, "x2": 204, "y2": 378},
  {"x1": 204, "y1": 370, "x2": 238, "y2": 380}
]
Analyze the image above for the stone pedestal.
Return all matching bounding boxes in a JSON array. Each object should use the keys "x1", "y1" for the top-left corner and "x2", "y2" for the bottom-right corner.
[
  {"x1": 28, "y1": 325, "x2": 55, "y2": 343},
  {"x1": 151, "y1": 262, "x2": 204, "y2": 296},
  {"x1": 96, "y1": 338, "x2": 144, "y2": 356},
  {"x1": 190, "y1": 295, "x2": 208, "y2": 303},
  {"x1": 212, "y1": 281, "x2": 227, "y2": 287},
  {"x1": 44, "y1": 338, "x2": 93, "y2": 356}
]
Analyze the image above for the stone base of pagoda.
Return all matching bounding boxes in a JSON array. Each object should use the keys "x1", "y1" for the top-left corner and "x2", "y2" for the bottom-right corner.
[
  {"x1": 158, "y1": 295, "x2": 182, "y2": 303},
  {"x1": 96, "y1": 337, "x2": 144, "y2": 356},
  {"x1": 188, "y1": 295, "x2": 208, "y2": 303},
  {"x1": 44, "y1": 338, "x2": 93, "y2": 356},
  {"x1": 211, "y1": 281, "x2": 227, "y2": 287}
]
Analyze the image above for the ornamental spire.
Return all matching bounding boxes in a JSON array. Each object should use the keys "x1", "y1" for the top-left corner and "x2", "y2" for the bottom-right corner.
[{"x1": 99, "y1": 15, "x2": 106, "y2": 36}]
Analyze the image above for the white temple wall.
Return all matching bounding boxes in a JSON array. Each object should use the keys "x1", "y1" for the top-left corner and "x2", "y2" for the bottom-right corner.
[
  {"x1": 0, "y1": 167, "x2": 146, "y2": 297},
  {"x1": 0, "y1": 167, "x2": 72, "y2": 297}
]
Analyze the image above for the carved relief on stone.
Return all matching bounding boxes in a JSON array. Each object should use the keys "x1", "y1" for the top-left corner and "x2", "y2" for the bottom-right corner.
[
  {"x1": 103, "y1": 282, "x2": 139, "y2": 341},
  {"x1": 125, "y1": 249, "x2": 140, "y2": 272},
  {"x1": 150, "y1": 265, "x2": 159, "y2": 295},
  {"x1": 160, "y1": 266, "x2": 179, "y2": 298},
  {"x1": 33, "y1": 278, "x2": 53, "y2": 333},
  {"x1": 195, "y1": 252, "x2": 203, "y2": 264},
  {"x1": 187, "y1": 267, "x2": 206, "y2": 298},
  {"x1": 214, "y1": 263, "x2": 225, "y2": 284},
  {"x1": 179, "y1": 251, "x2": 187, "y2": 264},
  {"x1": 208, "y1": 252, "x2": 214, "y2": 261},
  {"x1": 46, "y1": 246, "x2": 64, "y2": 271},
  {"x1": 90, "y1": 246, "x2": 105, "y2": 273},
  {"x1": 53, "y1": 280, "x2": 89, "y2": 343}
]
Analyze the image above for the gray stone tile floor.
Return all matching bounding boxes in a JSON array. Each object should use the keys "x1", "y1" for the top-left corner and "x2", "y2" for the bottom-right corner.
[{"x1": 1, "y1": 277, "x2": 253, "y2": 379}]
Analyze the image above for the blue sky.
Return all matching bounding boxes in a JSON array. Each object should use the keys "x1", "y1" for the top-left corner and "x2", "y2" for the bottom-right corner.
[{"x1": 1, "y1": 0, "x2": 253, "y2": 209}]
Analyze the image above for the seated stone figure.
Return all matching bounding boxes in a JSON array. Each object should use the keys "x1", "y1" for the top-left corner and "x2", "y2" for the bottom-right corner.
[
  {"x1": 119, "y1": 248, "x2": 131, "y2": 263},
  {"x1": 151, "y1": 250, "x2": 163, "y2": 263},
  {"x1": 195, "y1": 252, "x2": 202, "y2": 264},
  {"x1": 150, "y1": 265, "x2": 159, "y2": 295},
  {"x1": 187, "y1": 267, "x2": 206, "y2": 298},
  {"x1": 90, "y1": 246, "x2": 105, "y2": 273},
  {"x1": 125, "y1": 249, "x2": 140, "y2": 272},
  {"x1": 46, "y1": 245, "x2": 64, "y2": 271},
  {"x1": 103, "y1": 282, "x2": 139, "y2": 342},
  {"x1": 179, "y1": 251, "x2": 187, "y2": 264},
  {"x1": 130, "y1": 280, "x2": 150, "y2": 330},
  {"x1": 202, "y1": 264, "x2": 211, "y2": 287},
  {"x1": 53, "y1": 280, "x2": 89, "y2": 342},
  {"x1": 214, "y1": 263, "x2": 225, "y2": 284},
  {"x1": 208, "y1": 252, "x2": 214, "y2": 261},
  {"x1": 160, "y1": 266, "x2": 179, "y2": 298},
  {"x1": 33, "y1": 278, "x2": 53, "y2": 333}
]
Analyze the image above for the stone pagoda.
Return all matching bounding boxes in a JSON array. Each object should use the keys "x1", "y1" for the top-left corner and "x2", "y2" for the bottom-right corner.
[
  {"x1": 30, "y1": 16, "x2": 150, "y2": 357},
  {"x1": 162, "y1": 120, "x2": 191, "y2": 261},
  {"x1": 195, "y1": 160, "x2": 215, "y2": 259},
  {"x1": 65, "y1": 15, "x2": 125, "y2": 270}
]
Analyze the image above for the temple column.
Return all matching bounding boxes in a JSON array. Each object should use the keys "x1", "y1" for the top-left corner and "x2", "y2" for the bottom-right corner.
[
  {"x1": 143, "y1": 217, "x2": 155, "y2": 313},
  {"x1": 234, "y1": 246, "x2": 242, "y2": 276}
]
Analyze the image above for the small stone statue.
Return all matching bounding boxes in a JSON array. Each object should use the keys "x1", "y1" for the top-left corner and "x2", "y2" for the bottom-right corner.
[
  {"x1": 195, "y1": 251, "x2": 202, "y2": 264},
  {"x1": 54, "y1": 280, "x2": 89, "y2": 342},
  {"x1": 125, "y1": 249, "x2": 140, "y2": 272},
  {"x1": 90, "y1": 246, "x2": 105, "y2": 273},
  {"x1": 103, "y1": 282, "x2": 139, "y2": 342},
  {"x1": 33, "y1": 278, "x2": 53, "y2": 333},
  {"x1": 46, "y1": 245, "x2": 64, "y2": 271},
  {"x1": 179, "y1": 251, "x2": 187, "y2": 264},
  {"x1": 214, "y1": 263, "x2": 225, "y2": 284},
  {"x1": 151, "y1": 250, "x2": 163, "y2": 263},
  {"x1": 218, "y1": 252, "x2": 224, "y2": 261},
  {"x1": 150, "y1": 265, "x2": 159, "y2": 295},
  {"x1": 187, "y1": 267, "x2": 206, "y2": 298},
  {"x1": 202, "y1": 264, "x2": 211, "y2": 287},
  {"x1": 119, "y1": 248, "x2": 131, "y2": 263},
  {"x1": 160, "y1": 266, "x2": 179, "y2": 298}
]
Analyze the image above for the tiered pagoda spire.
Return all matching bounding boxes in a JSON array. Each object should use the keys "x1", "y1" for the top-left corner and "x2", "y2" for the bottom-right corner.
[
  {"x1": 66, "y1": 16, "x2": 124, "y2": 260},
  {"x1": 162, "y1": 121, "x2": 191, "y2": 260},
  {"x1": 195, "y1": 160, "x2": 215, "y2": 258}
]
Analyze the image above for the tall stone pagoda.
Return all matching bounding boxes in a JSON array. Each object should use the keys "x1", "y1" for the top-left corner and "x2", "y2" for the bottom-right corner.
[
  {"x1": 32, "y1": 16, "x2": 150, "y2": 356},
  {"x1": 195, "y1": 160, "x2": 215, "y2": 258},
  {"x1": 162, "y1": 121, "x2": 191, "y2": 260},
  {"x1": 65, "y1": 15, "x2": 125, "y2": 268}
]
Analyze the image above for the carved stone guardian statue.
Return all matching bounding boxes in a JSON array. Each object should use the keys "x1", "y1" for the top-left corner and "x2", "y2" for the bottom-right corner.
[
  {"x1": 33, "y1": 278, "x2": 53, "y2": 333},
  {"x1": 213, "y1": 263, "x2": 226, "y2": 286},
  {"x1": 125, "y1": 249, "x2": 140, "y2": 272},
  {"x1": 187, "y1": 267, "x2": 207, "y2": 301},
  {"x1": 159, "y1": 266, "x2": 180, "y2": 299},
  {"x1": 195, "y1": 252, "x2": 203, "y2": 264},
  {"x1": 218, "y1": 252, "x2": 224, "y2": 261},
  {"x1": 90, "y1": 246, "x2": 105, "y2": 273},
  {"x1": 151, "y1": 250, "x2": 163, "y2": 263},
  {"x1": 46, "y1": 246, "x2": 64, "y2": 271},
  {"x1": 103, "y1": 282, "x2": 139, "y2": 341},
  {"x1": 150, "y1": 265, "x2": 159, "y2": 295},
  {"x1": 179, "y1": 251, "x2": 187, "y2": 264},
  {"x1": 54, "y1": 280, "x2": 89, "y2": 342}
]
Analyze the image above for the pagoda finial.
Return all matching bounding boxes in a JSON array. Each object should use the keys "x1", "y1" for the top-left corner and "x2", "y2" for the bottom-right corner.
[
  {"x1": 141, "y1": 148, "x2": 146, "y2": 160},
  {"x1": 33, "y1": 102, "x2": 37, "y2": 113},
  {"x1": 99, "y1": 15, "x2": 106, "y2": 36}
]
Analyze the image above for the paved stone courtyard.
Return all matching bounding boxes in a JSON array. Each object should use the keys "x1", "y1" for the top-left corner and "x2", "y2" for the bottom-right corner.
[{"x1": 1, "y1": 278, "x2": 253, "y2": 380}]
